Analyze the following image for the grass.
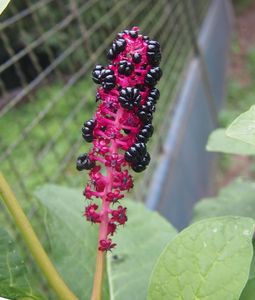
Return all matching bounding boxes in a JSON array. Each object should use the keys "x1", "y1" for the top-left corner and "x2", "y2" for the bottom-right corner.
[{"x1": 0, "y1": 76, "x2": 97, "y2": 207}]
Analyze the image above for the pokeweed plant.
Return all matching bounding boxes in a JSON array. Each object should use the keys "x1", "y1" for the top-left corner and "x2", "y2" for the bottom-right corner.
[
  {"x1": 76, "y1": 26, "x2": 162, "y2": 299},
  {"x1": 1, "y1": 27, "x2": 255, "y2": 300}
]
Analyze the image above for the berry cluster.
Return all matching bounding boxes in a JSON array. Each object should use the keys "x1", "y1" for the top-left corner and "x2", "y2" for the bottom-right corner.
[{"x1": 76, "y1": 26, "x2": 162, "y2": 251}]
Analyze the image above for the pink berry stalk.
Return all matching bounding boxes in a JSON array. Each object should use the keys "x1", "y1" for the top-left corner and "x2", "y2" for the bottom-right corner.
[{"x1": 77, "y1": 26, "x2": 162, "y2": 253}]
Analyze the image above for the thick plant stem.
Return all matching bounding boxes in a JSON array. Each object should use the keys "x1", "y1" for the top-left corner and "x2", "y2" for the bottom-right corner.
[
  {"x1": 90, "y1": 250, "x2": 105, "y2": 300},
  {"x1": 90, "y1": 108, "x2": 124, "y2": 300},
  {"x1": 0, "y1": 172, "x2": 78, "y2": 300}
]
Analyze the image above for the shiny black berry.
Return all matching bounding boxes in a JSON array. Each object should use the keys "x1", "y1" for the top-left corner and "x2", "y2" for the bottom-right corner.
[
  {"x1": 137, "y1": 104, "x2": 153, "y2": 123},
  {"x1": 132, "y1": 53, "x2": 142, "y2": 64},
  {"x1": 96, "y1": 92, "x2": 101, "y2": 102},
  {"x1": 129, "y1": 30, "x2": 138, "y2": 39},
  {"x1": 147, "y1": 40, "x2": 161, "y2": 66},
  {"x1": 76, "y1": 153, "x2": 95, "y2": 171},
  {"x1": 143, "y1": 36, "x2": 150, "y2": 41},
  {"x1": 124, "y1": 143, "x2": 147, "y2": 164},
  {"x1": 135, "y1": 124, "x2": 154, "y2": 143},
  {"x1": 145, "y1": 67, "x2": 162, "y2": 86},
  {"x1": 118, "y1": 60, "x2": 134, "y2": 76},
  {"x1": 107, "y1": 38, "x2": 126, "y2": 60},
  {"x1": 100, "y1": 69, "x2": 116, "y2": 91},
  {"x1": 131, "y1": 152, "x2": 151, "y2": 173},
  {"x1": 82, "y1": 119, "x2": 96, "y2": 142},
  {"x1": 147, "y1": 88, "x2": 160, "y2": 104},
  {"x1": 92, "y1": 65, "x2": 104, "y2": 84},
  {"x1": 119, "y1": 87, "x2": 141, "y2": 110}
]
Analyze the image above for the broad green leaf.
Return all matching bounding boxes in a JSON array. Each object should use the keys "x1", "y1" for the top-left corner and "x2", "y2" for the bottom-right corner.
[
  {"x1": 192, "y1": 178, "x2": 255, "y2": 223},
  {"x1": 240, "y1": 278, "x2": 255, "y2": 300},
  {"x1": 35, "y1": 184, "x2": 108, "y2": 300},
  {"x1": 227, "y1": 105, "x2": 255, "y2": 147},
  {"x1": 148, "y1": 217, "x2": 255, "y2": 300},
  {"x1": 0, "y1": 228, "x2": 43, "y2": 299},
  {"x1": 107, "y1": 200, "x2": 177, "y2": 300},
  {"x1": 206, "y1": 128, "x2": 255, "y2": 155},
  {"x1": 192, "y1": 180, "x2": 255, "y2": 298},
  {"x1": 0, "y1": 0, "x2": 10, "y2": 15}
]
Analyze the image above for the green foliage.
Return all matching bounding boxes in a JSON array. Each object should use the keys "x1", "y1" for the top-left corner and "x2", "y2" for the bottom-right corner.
[
  {"x1": 192, "y1": 178, "x2": 255, "y2": 222},
  {"x1": 34, "y1": 184, "x2": 103, "y2": 300},
  {"x1": 240, "y1": 277, "x2": 255, "y2": 300},
  {"x1": 2, "y1": 183, "x2": 255, "y2": 299},
  {"x1": 0, "y1": 227, "x2": 43, "y2": 299},
  {"x1": 206, "y1": 128, "x2": 255, "y2": 155},
  {"x1": 107, "y1": 200, "x2": 177, "y2": 300},
  {"x1": 192, "y1": 179, "x2": 255, "y2": 300},
  {"x1": 148, "y1": 217, "x2": 255, "y2": 300},
  {"x1": 219, "y1": 79, "x2": 255, "y2": 128},
  {"x1": 0, "y1": 77, "x2": 95, "y2": 207},
  {"x1": 227, "y1": 105, "x2": 255, "y2": 146},
  {"x1": 34, "y1": 184, "x2": 177, "y2": 300}
]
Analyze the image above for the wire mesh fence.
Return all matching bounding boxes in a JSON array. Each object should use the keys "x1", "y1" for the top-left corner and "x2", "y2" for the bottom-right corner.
[{"x1": 0, "y1": 0, "x2": 210, "y2": 296}]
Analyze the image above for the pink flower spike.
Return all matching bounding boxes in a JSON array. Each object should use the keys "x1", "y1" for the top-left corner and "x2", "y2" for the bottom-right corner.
[{"x1": 76, "y1": 27, "x2": 162, "y2": 251}]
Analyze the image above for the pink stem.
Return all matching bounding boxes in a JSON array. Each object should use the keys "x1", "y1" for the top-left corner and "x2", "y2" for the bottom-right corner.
[{"x1": 98, "y1": 107, "x2": 124, "y2": 242}]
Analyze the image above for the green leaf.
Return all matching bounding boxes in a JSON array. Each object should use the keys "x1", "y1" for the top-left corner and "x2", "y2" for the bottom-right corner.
[
  {"x1": 206, "y1": 128, "x2": 255, "y2": 155},
  {"x1": 0, "y1": 228, "x2": 43, "y2": 299},
  {"x1": 227, "y1": 105, "x2": 255, "y2": 147},
  {"x1": 35, "y1": 184, "x2": 109, "y2": 300},
  {"x1": 239, "y1": 278, "x2": 255, "y2": 300},
  {"x1": 0, "y1": 0, "x2": 11, "y2": 15},
  {"x1": 148, "y1": 217, "x2": 255, "y2": 300},
  {"x1": 192, "y1": 178, "x2": 255, "y2": 223},
  {"x1": 107, "y1": 200, "x2": 177, "y2": 300},
  {"x1": 192, "y1": 179, "x2": 255, "y2": 298}
]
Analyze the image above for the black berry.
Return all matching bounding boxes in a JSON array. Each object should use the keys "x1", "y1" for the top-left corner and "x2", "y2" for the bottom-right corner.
[
  {"x1": 96, "y1": 92, "x2": 101, "y2": 102},
  {"x1": 76, "y1": 153, "x2": 95, "y2": 171},
  {"x1": 145, "y1": 67, "x2": 162, "y2": 86},
  {"x1": 119, "y1": 87, "x2": 141, "y2": 110},
  {"x1": 129, "y1": 30, "x2": 138, "y2": 39},
  {"x1": 82, "y1": 119, "x2": 96, "y2": 142},
  {"x1": 124, "y1": 142, "x2": 147, "y2": 164},
  {"x1": 92, "y1": 65, "x2": 104, "y2": 84},
  {"x1": 132, "y1": 53, "x2": 142, "y2": 64},
  {"x1": 137, "y1": 104, "x2": 153, "y2": 123},
  {"x1": 135, "y1": 124, "x2": 154, "y2": 143},
  {"x1": 118, "y1": 60, "x2": 134, "y2": 76},
  {"x1": 147, "y1": 88, "x2": 160, "y2": 104},
  {"x1": 107, "y1": 38, "x2": 126, "y2": 60},
  {"x1": 100, "y1": 69, "x2": 116, "y2": 91},
  {"x1": 143, "y1": 36, "x2": 150, "y2": 41},
  {"x1": 131, "y1": 152, "x2": 151, "y2": 173},
  {"x1": 147, "y1": 40, "x2": 161, "y2": 66}
]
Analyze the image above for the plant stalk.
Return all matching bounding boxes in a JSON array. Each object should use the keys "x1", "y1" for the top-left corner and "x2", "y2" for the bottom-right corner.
[
  {"x1": 0, "y1": 172, "x2": 78, "y2": 300},
  {"x1": 90, "y1": 249, "x2": 105, "y2": 300}
]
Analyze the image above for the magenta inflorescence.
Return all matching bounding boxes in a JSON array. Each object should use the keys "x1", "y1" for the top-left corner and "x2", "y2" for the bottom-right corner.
[{"x1": 76, "y1": 27, "x2": 162, "y2": 251}]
